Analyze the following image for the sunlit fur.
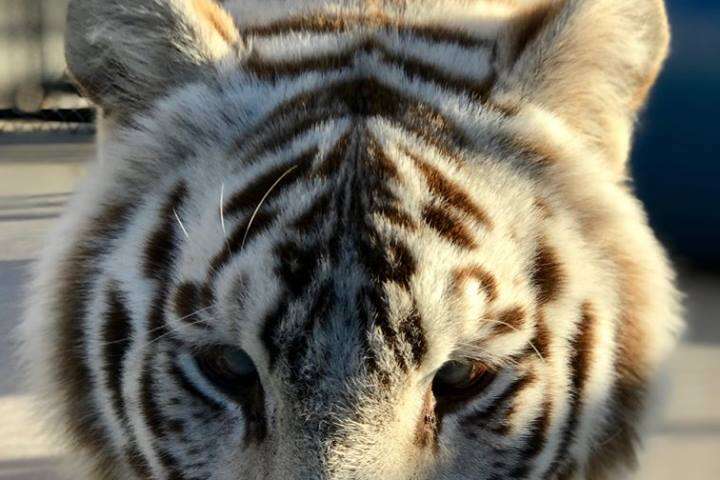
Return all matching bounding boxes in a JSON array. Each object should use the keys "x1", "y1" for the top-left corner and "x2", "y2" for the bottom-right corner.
[{"x1": 19, "y1": 1, "x2": 681, "y2": 479}]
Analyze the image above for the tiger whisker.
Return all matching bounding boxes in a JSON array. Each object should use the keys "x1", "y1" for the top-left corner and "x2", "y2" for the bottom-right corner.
[
  {"x1": 173, "y1": 208, "x2": 190, "y2": 239},
  {"x1": 240, "y1": 164, "x2": 298, "y2": 251},
  {"x1": 220, "y1": 182, "x2": 232, "y2": 255},
  {"x1": 219, "y1": 182, "x2": 227, "y2": 237}
]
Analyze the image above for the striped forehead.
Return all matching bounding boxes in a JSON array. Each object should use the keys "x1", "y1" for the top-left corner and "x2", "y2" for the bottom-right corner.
[
  {"x1": 158, "y1": 119, "x2": 544, "y2": 378},
  {"x1": 131, "y1": 12, "x2": 554, "y2": 374}
]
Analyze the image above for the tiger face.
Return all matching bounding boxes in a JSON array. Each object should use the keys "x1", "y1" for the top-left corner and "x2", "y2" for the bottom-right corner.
[{"x1": 19, "y1": 1, "x2": 681, "y2": 479}]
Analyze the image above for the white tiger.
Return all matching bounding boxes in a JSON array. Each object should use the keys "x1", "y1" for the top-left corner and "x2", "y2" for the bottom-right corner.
[{"x1": 19, "y1": 0, "x2": 682, "y2": 479}]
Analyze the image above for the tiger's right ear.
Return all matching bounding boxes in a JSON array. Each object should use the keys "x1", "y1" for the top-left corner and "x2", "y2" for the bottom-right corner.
[
  {"x1": 494, "y1": 0, "x2": 670, "y2": 177},
  {"x1": 65, "y1": 0, "x2": 240, "y2": 119}
]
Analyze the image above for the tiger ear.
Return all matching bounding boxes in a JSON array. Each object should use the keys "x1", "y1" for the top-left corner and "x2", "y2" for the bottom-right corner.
[
  {"x1": 495, "y1": 0, "x2": 670, "y2": 176},
  {"x1": 65, "y1": 0, "x2": 240, "y2": 119}
]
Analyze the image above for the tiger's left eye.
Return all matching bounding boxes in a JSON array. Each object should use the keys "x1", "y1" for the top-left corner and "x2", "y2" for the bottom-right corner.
[
  {"x1": 193, "y1": 345, "x2": 258, "y2": 401},
  {"x1": 432, "y1": 360, "x2": 495, "y2": 401}
]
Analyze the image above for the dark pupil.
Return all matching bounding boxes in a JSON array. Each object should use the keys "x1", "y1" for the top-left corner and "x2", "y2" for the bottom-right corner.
[{"x1": 195, "y1": 346, "x2": 257, "y2": 401}]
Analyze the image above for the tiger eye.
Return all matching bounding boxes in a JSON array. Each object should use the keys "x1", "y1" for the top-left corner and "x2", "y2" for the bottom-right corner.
[
  {"x1": 432, "y1": 360, "x2": 495, "y2": 401},
  {"x1": 220, "y1": 346, "x2": 256, "y2": 377},
  {"x1": 193, "y1": 346, "x2": 259, "y2": 403}
]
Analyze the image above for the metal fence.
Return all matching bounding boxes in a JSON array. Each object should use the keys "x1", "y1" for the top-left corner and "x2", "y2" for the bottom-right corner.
[{"x1": 0, "y1": 0, "x2": 95, "y2": 136}]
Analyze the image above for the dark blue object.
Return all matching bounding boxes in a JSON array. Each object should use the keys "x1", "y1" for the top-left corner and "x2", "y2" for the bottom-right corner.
[{"x1": 631, "y1": 2, "x2": 720, "y2": 269}]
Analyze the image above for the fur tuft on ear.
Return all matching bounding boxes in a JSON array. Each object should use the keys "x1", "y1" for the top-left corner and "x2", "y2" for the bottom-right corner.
[
  {"x1": 495, "y1": 0, "x2": 670, "y2": 176},
  {"x1": 66, "y1": 0, "x2": 239, "y2": 118}
]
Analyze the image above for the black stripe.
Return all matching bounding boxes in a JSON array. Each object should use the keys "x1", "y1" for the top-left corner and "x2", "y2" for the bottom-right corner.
[
  {"x1": 208, "y1": 148, "x2": 319, "y2": 278},
  {"x1": 103, "y1": 284, "x2": 133, "y2": 427},
  {"x1": 55, "y1": 200, "x2": 136, "y2": 473},
  {"x1": 461, "y1": 374, "x2": 533, "y2": 430},
  {"x1": 102, "y1": 283, "x2": 157, "y2": 476},
  {"x1": 240, "y1": 14, "x2": 493, "y2": 49},
  {"x1": 168, "y1": 360, "x2": 224, "y2": 412},
  {"x1": 139, "y1": 352, "x2": 188, "y2": 480},
  {"x1": 143, "y1": 182, "x2": 188, "y2": 280},
  {"x1": 245, "y1": 39, "x2": 496, "y2": 101}
]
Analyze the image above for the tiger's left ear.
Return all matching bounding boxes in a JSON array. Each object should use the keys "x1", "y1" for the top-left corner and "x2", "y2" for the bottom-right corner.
[
  {"x1": 66, "y1": 0, "x2": 240, "y2": 120},
  {"x1": 495, "y1": 0, "x2": 670, "y2": 176}
]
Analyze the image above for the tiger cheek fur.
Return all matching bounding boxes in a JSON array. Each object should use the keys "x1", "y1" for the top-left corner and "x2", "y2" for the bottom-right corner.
[{"x1": 18, "y1": 1, "x2": 681, "y2": 480}]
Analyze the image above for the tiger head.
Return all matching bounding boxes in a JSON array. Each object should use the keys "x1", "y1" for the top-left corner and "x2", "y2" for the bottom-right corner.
[{"x1": 29, "y1": 0, "x2": 680, "y2": 479}]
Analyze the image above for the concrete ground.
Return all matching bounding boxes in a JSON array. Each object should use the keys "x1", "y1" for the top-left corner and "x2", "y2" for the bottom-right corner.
[{"x1": 0, "y1": 139, "x2": 718, "y2": 479}]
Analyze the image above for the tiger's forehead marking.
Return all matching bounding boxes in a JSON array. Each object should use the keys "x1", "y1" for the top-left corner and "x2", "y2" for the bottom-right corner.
[{"x1": 191, "y1": 122, "x2": 539, "y2": 387}]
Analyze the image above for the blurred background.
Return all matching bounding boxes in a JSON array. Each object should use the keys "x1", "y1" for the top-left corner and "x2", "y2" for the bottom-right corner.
[{"x1": 0, "y1": 0, "x2": 717, "y2": 479}]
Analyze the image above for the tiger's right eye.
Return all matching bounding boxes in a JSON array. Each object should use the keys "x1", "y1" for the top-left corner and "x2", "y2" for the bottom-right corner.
[{"x1": 432, "y1": 360, "x2": 496, "y2": 402}]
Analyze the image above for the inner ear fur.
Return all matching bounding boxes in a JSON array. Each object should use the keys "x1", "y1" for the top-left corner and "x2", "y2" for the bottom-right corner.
[
  {"x1": 495, "y1": 0, "x2": 670, "y2": 176},
  {"x1": 65, "y1": 0, "x2": 239, "y2": 119}
]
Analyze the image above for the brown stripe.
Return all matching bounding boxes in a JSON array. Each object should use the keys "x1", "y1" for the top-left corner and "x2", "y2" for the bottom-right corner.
[
  {"x1": 505, "y1": 1, "x2": 564, "y2": 63},
  {"x1": 405, "y1": 147, "x2": 493, "y2": 228},
  {"x1": 373, "y1": 204, "x2": 417, "y2": 230},
  {"x1": 452, "y1": 265, "x2": 498, "y2": 304},
  {"x1": 140, "y1": 354, "x2": 167, "y2": 440},
  {"x1": 398, "y1": 305, "x2": 427, "y2": 366},
  {"x1": 556, "y1": 461, "x2": 579, "y2": 480},
  {"x1": 531, "y1": 241, "x2": 563, "y2": 305},
  {"x1": 522, "y1": 399, "x2": 553, "y2": 457},
  {"x1": 365, "y1": 132, "x2": 400, "y2": 180},
  {"x1": 494, "y1": 131, "x2": 559, "y2": 167},
  {"x1": 587, "y1": 308, "x2": 648, "y2": 477},
  {"x1": 531, "y1": 311, "x2": 552, "y2": 360},
  {"x1": 422, "y1": 204, "x2": 477, "y2": 249},
  {"x1": 534, "y1": 197, "x2": 553, "y2": 219},
  {"x1": 124, "y1": 445, "x2": 153, "y2": 479},
  {"x1": 240, "y1": 14, "x2": 492, "y2": 49},
  {"x1": 415, "y1": 388, "x2": 438, "y2": 449},
  {"x1": 493, "y1": 306, "x2": 526, "y2": 336},
  {"x1": 378, "y1": 48, "x2": 497, "y2": 101},
  {"x1": 542, "y1": 302, "x2": 597, "y2": 479},
  {"x1": 143, "y1": 182, "x2": 189, "y2": 343}
]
